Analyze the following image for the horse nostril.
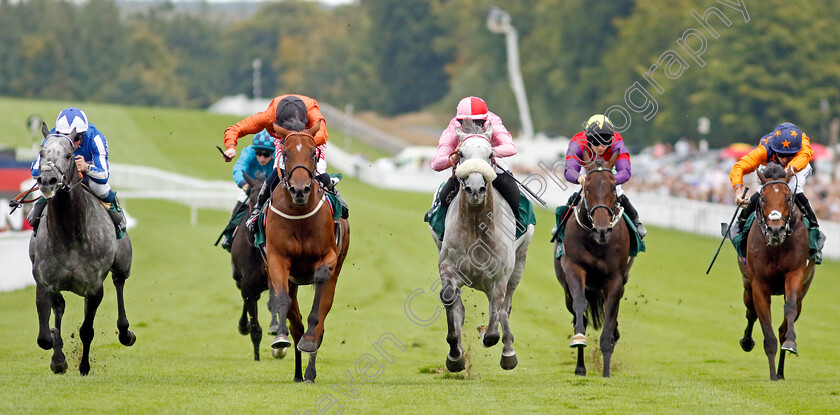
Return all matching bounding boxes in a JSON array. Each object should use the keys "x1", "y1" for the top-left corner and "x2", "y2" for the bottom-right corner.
[
  {"x1": 479, "y1": 186, "x2": 486, "y2": 193},
  {"x1": 606, "y1": 228, "x2": 612, "y2": 233},
  {"x1": 48, "y1": 177, "x2": 57, "y2": 185},
  {"x1": 304, "y1": 186, "x2": 311, "y2": 194}
]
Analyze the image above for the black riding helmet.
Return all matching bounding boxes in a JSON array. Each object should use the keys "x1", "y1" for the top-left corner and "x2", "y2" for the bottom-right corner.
[
  {"x1": 584, "y1": 114, "x2": 615, "y2": 147},
  {"x1": 275, "y1": 96, "x2": 307, "y2": 126}
]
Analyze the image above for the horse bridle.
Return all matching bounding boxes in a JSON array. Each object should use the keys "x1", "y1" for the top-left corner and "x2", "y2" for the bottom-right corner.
[
  {"x1": 279, "y1": 132, "x2": 321, "y2": 190},
  {"x1": 755, "y1": 180, "x2": 797, "y2": 241},
  {"x1": 449, "y1": 134, "x2": 497, "y2": 181},
  {"x1": 39, "y1": 134, "x2": 82, "y2": 193},
  {"x1": 575, "y1": 167, "x2": 623, "y2": 231}
]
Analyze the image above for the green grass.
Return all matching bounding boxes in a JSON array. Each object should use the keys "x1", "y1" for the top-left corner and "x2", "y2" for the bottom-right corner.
[{"x1": 1, "y1": 97, "x2": 840, "y2": 414}]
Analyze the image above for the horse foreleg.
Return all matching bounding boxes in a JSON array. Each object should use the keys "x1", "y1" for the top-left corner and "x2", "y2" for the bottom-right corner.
[
  {"x1": 35, "y1": 284, "x2": 54, "y2": 351},
  {"x1": 480, "y1": 281, "x2": 505, "y2": 348},
  {"x1": 266, "y1": 255, "x2": 293, "y2": 350},
  {"x1": 79, "y1": 285, "x2": 104, "y2": 376},
  {"x1": 288, "y1": 285, "x2": 305, "y2": 382},
  {"x1": 440, "y1": 265, "x2": 466, "y2": 373},
  {"x1": 237, "y1": 302, "x2": 249, "y2": 336},
  {"x1": 244, "y1": 291, "x2": 262, "y2": 361},
  {"x1": 49, "y1": 293, "x2": 68, "y2": 374},
  {"x1": 751, "y1": 284, "x2": 778, "y2": 381},
  {"x1": 740, "y1": 282, "x2": 757, "y2": 352},
  {"x1": 564, "y1": 261, "x2": 588, "y2": 348},
  {"x1": 112, "y1": 273, "x2": 136, "y2": 347},
  {"x1": 298, "y1": 251, "x2": 337, "y2": 354},
  {"x1": 600, "y1": 275, "x2": 625, "y2": 378}
]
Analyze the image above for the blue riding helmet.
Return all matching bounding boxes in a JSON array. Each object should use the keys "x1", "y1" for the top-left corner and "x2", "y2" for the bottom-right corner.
[
  {"x1": 766, "y1": 122, "x2": 802, "y2": 155},
  {"x1": 252, "y1": 129, "x2": 275, "y2": 152}
]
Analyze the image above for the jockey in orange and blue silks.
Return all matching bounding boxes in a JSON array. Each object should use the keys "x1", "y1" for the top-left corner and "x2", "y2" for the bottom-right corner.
[
  {"x1": 564, "y1": 114, "x2": 646, "y2": 237},
  {"x1": 28, "y1": 107, "x2": 126, "y2": 237},
  {"x1": 730, "y1": 122, "x2": 822, "y2": 238}
]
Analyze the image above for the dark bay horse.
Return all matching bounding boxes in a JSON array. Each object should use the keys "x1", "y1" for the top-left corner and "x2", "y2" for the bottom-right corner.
[
  {"x1": 263, "y1": 119, "x2": 350, "y2": 383},
  {"x1": 554, "y1": 154, "x2": 632, "y2": 377},
  {"x1": 432, "y1": 120, "x2": 534, "y2": 372},
  {"x1": 29, "y1": 123, "x2": 135, "y2": 375},
  {"x1": 230, "y1": 174, "x2": 286, "y2": 361},
  {"x1": 738, "y1": 163, "x2": 816, "y2": 381}
]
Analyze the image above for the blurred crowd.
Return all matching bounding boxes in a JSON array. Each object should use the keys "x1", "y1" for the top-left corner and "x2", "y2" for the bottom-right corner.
[{"x1": 623, "y1": 139, "x2": 840, "y2": 223}]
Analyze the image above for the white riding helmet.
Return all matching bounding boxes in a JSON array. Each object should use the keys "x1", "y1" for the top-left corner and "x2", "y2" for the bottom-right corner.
[{"x1": 55, "y1": 107, "x2": 89, "y2": 135}]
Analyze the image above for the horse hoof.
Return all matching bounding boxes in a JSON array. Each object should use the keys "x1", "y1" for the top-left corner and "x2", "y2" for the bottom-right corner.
[
  {"x1": 569, "y1": 333, "x2": 587, "y2": 348},
  {"x1": 478, "y1": 325, "x2": 499, "y2": 347},
  {"x1": 781, "y1": 341, "x2": 798, "y2": 355},
  {"x1": 267, "y1": 324, "x2": 280, "y2": 336},
  {"x1": 446, "y1": 355, "x2": 466, "y2": 373},
  {"x1": 120, "y1": 330, "x2": 136, "y2": 347},
  {"x1": 575, "y1": 367, "x2": 586, "y2": 376},
  {"x1": 297, "y1": 338, "x2": 318, "y2": 354},
  {"x1": 79, "y1": 363, "x2": 90, "y2": 376},
  {"x1": 238, "y1": 323, "x2": 249, "y2": 336},
  {"x1": 739, "y1": 337, "x2": 755, "y2": 352},
  {"x1": 273, "y1": 347, "x2": 287, "y2": 360},
  {"x1": 271, "y1": 334, "x2": 292, "y2": 350},
  {"x1": 50, "y1": 360, "x2": 68, "y2": 374},
  {"x1": 303, "y1": 379, "x2": 315, "y2": 384},
  {"x1": 500, "y1": 353, "x2": 518, "y2": 370}
]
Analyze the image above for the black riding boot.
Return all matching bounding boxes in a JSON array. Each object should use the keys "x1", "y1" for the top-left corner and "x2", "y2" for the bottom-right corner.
[
  {"x1": 795, "y1": 193, "x2": 819, "y2": 228},
  {"x1": 427, "y1": 176, "x2": 459, "y2": 218},
  {"x1": 618, "y1": 194, "x2": 646, "y2": 237},
  {"x1": 492, "y1": 172, "x2": 521, "y2": 218},
  {"x1": 246, "y1": 169, "x2": 279, "y2": 233},
  {"x1": 317, "y1": 173, "x2": 349, "y2": 219},
  {"x1": 219, "y1": 200, "x2": 248, "y2": 251},
  {"x1": 106, "y1": 192, "x2": 127, "y2": 238},
  {"x1": 28, "y1": 198, "x2": 47, "y2": 236}
]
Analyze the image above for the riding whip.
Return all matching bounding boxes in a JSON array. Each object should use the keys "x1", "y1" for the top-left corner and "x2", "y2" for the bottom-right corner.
[
  {"x1": 502, "y1": 169, "x2": 547, "y2": 207},
  {"x1": 706, "y1": 186, "x2": 749, "y2": 274},
  {"x1": 8, "y1": 181, "x2": 39, "y2": 214}
]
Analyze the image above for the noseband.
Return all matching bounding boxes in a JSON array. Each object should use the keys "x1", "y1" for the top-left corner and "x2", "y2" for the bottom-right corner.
[
  {"x1": 279, "y1": 132, "x2": 320, "y2": 190},
  {"x1": 755, "y1": 180, "x2": 796, "y2": 243},
  {"x1": 575, "y1": 167, "x2": 623, "y2": 231}
]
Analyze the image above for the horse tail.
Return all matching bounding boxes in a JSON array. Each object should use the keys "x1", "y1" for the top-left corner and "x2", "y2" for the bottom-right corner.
[{"x1": 585, "y1": 288, "x2": 605, "y2": 330}]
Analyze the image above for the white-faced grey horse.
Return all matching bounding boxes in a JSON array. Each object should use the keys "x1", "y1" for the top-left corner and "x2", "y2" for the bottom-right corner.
[
  {"x1": 431, "y1": 120, "x2": 534, "y2": 372},
  {"x1": 29, "y1": 123, "x2": 135, "y2": 375}
]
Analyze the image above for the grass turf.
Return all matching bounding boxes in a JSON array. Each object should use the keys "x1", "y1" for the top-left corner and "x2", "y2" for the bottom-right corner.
[{"x1": 1, "y1": 98, "x2": 839, "y2": 413}]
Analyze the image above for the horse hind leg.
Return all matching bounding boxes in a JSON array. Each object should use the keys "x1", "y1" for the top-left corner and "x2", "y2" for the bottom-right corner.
[
  {"x1": 79, "y1": 286, "x2": 104, "y2": 376},
  {"x1": 245, "y1": 293, "x2": 262, "y2": 361},
  {"x1": 752, "y1": 286, "x2": 779, "y2": 380},
  {"x1": 112, "y1": 271, "x2": 136, "y2": 347},
  {"x1": 267, "y1": 288, "x2": 281, "y2": 336},
  {"x1": 479, "y1": 281, "x2": 506, "y2": 348}
]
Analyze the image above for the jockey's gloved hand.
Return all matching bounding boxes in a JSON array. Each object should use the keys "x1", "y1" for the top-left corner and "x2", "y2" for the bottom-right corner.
[{"x1": 734, "y1": 186, "x2": 749, "y2": 206}]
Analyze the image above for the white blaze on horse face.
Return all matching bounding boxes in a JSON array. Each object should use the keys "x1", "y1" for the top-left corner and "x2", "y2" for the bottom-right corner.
[
  {"x1": 768, "y1": 210, "x2": 783, "y2": 221},
  {"x1": 296, "y1": 144, "x2": 302, "y2": 152}
]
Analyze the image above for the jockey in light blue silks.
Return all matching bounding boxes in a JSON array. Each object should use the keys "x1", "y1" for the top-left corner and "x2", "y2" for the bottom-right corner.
[
  {"x1": 217, "y1": 129, "x2": 275, "y2": 251},
  {"x1": 29, "y1": 107, "x2": 126, "y2": 238}
]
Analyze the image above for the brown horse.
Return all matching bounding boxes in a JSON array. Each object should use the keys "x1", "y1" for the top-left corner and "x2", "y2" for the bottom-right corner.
[
  {"x1": 263, "y1": 118, "x2": 350, "y2": 383},
  {"x1": 737, "y1": 162, "x2": 815, "y2": 381},
  {"x1": 554, "y1": 153, "x2": 633, "y2": 377}
]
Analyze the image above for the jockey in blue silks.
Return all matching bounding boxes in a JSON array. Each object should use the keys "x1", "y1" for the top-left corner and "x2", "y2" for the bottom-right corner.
[
  {"x1": 29, "y1": 107, "x2": 126, "y2": 237},
  {"x1": 218, "y1": 129, "x2": 275, "y2": 251}
]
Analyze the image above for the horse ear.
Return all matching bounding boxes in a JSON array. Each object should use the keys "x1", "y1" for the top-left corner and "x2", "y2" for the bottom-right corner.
[
  {"x1": 605, "y1": 150, "x2": 620, "y2": 169},
  {"x1": 456, "y1": 127, "x2": 467, "y2": 141},
  {"x1": 273, "y1": 123, "x2": 290, "y2": 138},
  {"x1": 243, "y1": 172, "x2": 256, "y2": 188},
  {"x1": 784, "y1": 166, "x2": 794, "y2": 183},
  {"x1": 41, "y1": 122, "x2": 50, "y2": 138},
  {"x1": 756, "y1": 167, "x2": 767, "y2": 184},
  {"x1": 306, "y1": 120, "x2": 322, "y2": 137},
  {"x1": 484, "y1": 121, "x2": 494, "y2": 138}
]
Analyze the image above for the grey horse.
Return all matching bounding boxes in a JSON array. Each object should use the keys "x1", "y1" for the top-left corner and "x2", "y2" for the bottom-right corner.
[
  {"x1": 29, "y1": 123, "x2": 135, "y2": 375},
  {"x1": 432, "y1": 120, "x2": 534, "y2": 372}
]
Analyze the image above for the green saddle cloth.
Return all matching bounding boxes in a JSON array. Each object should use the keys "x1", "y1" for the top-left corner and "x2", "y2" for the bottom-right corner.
[
  {"x1": 424, "y1": 184, "x2": 536, "y2": 241},
  {"x1": 253, "y1": 191, "x2": 343, "y2": 249},
  {"x1": 730, "y1": 212, "x2": 822, "y2": 264},
  {"x1": 550, "y1": 205, "x2": 646, "y2": 259}
]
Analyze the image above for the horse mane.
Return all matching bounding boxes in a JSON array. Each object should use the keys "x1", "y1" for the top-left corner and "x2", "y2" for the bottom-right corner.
[
  {"x1": 764, "y1": 162, "x2": 786, "y2": 180},
  {"x1": 281, "y1": 117, "x2": 305, "y2": 132},
  {"x1": 459, "y1": 118, "x2": 484, "y2": 135}
]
